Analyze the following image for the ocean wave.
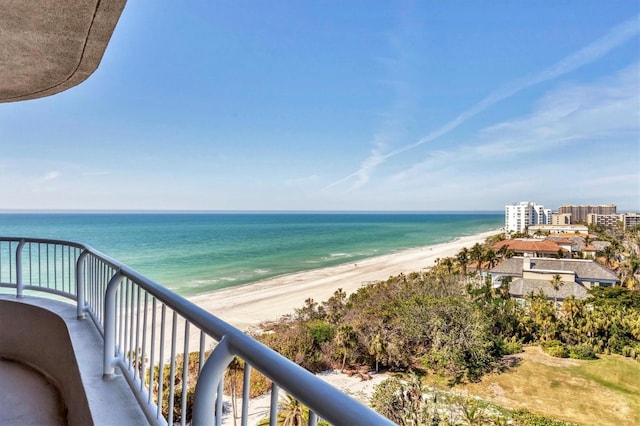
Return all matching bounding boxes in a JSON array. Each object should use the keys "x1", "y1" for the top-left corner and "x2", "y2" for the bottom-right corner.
[
  {"x1": 329, "y1": 252, "x2": 351, "y2": 258},
  {"x1": 254, "y1": 268, "x2": 272, "y2": 274},
  {"x1": 192, "y1": 279, "x2": 220, "y2": 285}
]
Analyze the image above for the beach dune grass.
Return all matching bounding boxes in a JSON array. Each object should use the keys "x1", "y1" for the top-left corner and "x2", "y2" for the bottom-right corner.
[{"x1": 454, "y1": 346, "x2": 640, "y2": 425}]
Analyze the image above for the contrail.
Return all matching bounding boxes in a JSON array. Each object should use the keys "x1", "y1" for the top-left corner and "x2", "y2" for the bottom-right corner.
[{"x1": 325, "y1": 16, "x2": 639, "y2": 191}]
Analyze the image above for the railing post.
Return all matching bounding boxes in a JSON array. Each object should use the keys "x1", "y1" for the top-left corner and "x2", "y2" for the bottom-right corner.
[
  {"x1": 269, "y1": 384, "x2": 279, "y2": 426},
  {"x1": 16, "y1": 239, "x2": 26, "y2": 298},
  {"x1": 76, "y1": 250, "x2": 90, "y2": 319},
  {"x1": 104, "y1": 269, "x2": 124, "y2": 379},
  {"x1": 241, "y1": 365, "x2": 251, "y2": 426},
  {"x1": 192, "y1": 336, "x2": 235, "y2": 426}
]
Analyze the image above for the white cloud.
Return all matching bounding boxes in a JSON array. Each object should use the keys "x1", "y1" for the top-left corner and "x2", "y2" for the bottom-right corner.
[
  {"x1": 376, "y1": 63, "x2": 639, "y2": 209},
  {"x1": 475, "y1": 63, "x2": 640, "y2": 158},
  {"x1": 327, "y1": 16, "x2": 640, "y2": 190}
]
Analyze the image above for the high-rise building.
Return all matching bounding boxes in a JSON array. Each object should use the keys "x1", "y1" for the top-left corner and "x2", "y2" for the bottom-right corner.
[
  {"x1": 505, "y1": 201, "x2": 551, "y2": 233},
  {"x1": 558, "y1": 204, "x2": 617, "y2": 223},
  {"x1": 551, "y1": 213, "x2": 572, "y2": 225},
  {"x1": 622, "y1": 213, "x2": 640, "y2": 230},
  {"x1": 586, "y1": 213, "x2": 621, "y2": 228}
]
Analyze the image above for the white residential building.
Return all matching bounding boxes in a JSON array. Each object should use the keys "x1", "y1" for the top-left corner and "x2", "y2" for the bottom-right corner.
[{"x1": 505, "y1": 201, "x2": 551, "y2": 233}]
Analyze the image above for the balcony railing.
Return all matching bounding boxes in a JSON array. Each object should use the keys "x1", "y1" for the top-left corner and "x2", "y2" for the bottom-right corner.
[{"x1": 0, "y1": 237, "x2": 393, "y2": 426}]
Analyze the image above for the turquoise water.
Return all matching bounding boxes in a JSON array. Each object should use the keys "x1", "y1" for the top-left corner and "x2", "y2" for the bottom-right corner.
[{"x1": 0, "y1": 213, "x2": 502, "y2": 296}]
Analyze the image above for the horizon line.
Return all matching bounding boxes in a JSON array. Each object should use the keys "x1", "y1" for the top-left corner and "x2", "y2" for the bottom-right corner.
[{"x1": 0, "y1": 209, "x2": 506, "y2": 215}]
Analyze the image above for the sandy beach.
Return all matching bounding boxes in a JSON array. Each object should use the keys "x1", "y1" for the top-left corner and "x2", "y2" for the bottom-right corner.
[{"x1": 190, "y1": 229, "x2": 499, "y2": 331}]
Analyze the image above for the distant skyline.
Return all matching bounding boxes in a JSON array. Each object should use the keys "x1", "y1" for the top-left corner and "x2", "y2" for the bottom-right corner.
[{"x1": 1, "y1": 1, "x2": 639, "y2": 212}]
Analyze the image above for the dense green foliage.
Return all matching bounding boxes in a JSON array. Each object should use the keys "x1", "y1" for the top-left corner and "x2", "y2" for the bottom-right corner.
[
  {"x1": 254, "y1": 227, "x2": 640, "y2": 423},
  {"x1": 257, "y1": 265, "x2": 640, "y2": 386},
  {"x1": 256, "y1": 272, "x2": 504, "y2": 384},
  {"x1": 519, "y1": 289, "x2": 640, "y2": 358}
]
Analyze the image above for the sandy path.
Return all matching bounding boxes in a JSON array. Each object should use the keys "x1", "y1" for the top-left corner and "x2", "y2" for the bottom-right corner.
[{"x1": 190, "y1": 229, "x2": 498, "y2": 331}]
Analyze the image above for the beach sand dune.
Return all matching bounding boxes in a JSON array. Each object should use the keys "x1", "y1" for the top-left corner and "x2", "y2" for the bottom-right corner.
[{"x1": 190, "y1": 229, "x2": 498, "y2": 331}]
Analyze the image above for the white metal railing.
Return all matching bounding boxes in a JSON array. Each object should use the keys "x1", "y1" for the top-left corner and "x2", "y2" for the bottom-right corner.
[{"x1": 0, "y1": 237, "x2": 393, "y2": 426}]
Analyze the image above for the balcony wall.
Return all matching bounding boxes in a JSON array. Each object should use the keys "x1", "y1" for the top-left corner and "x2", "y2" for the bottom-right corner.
[{"x1": 0, "y1": 295, "x2": 147, "y2": 425}]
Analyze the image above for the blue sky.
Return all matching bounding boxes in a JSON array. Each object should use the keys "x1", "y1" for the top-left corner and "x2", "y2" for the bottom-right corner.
[{"x1": 1, "y1": 1, "x2": 639, "y2": 212}]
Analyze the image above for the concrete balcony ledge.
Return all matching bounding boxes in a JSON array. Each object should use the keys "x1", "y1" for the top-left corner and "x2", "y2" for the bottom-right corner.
[
  {"x1": 0, "y1": 295, "x2": 148, "y2": 425},
  {"x1": 0, "y1": 0, "x2": 127, "y2": 103}
]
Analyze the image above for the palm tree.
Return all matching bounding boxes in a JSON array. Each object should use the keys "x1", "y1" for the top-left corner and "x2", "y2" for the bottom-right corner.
[
  {"x1": 335, "y1": 324, "x2": 358, "y2": 371},
  {"x1": 280, "y1": 395, "x2": 305, "y2": 426},
  {"x1": 228, "y1": 357, "x2": 244, "y2": 426},
  {"x1": 470, "y1": 243, "x2": 484, "y2": 274},
  {"x1": 550, "y1": 274, "x2": 564, "y2": 310},
  {"x1": 257, "y1": 395, "x2": 307, "y2": 426},
  {"x1": 602, "y1": 244, "x2": 616, "y2": 268},
  {"x1": 497, "y1": 276, "x2": 512, "y2": 299},
  {"x1": 528, "y1": 292, "x2": 558, "y2": 341},
  {"x1": 621, "y1": 254, "x2": 640, "y2": 289},
  {"x1": 496, "y1": 244, "x2": 511, "y2": 262},
  {"x1": 484, "y1": 247, "x2": 498, "y2": 269},
  {"x1": 295, "y1": 298, "x2": 318, "y2": 321},
  {"x1": 457, "y1": 248, "x2": 469, "y2": 276},
  {"x1": 441, "y1": 257, "x2": 454, "y2": 275},
  {"x1": 323, "y1": 288, "x2": 347, "y2": 324},
  {"x1": 561, "y1": 296, "x2": 584, "y2": 321},
  {"x1": 368, "y1": 333, "x2": 384, "y2": 372}
]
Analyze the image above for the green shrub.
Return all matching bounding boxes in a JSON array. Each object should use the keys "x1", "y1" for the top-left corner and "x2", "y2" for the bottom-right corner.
[
  {"x1": 306, "y1": 319, "x2": 335, "y2": 345},
  {"x1": 502, "y1": 337, "x2": 523, "y2": 355},
  {"x1": 621, "y1": 344, "x2": 640, "y2": 359},
  {"x1": 541, "y1": 340, "x2": 569, "y2": 358},
  {"x1": 568, "y1": 344, "x2": 597, "y2": 360},
  {"x1": 370, "y1": 377, "x2": 405, "y2": 424},
  {"x1": 546, "y1": 345, "x2": 569, "y2": 358},
  {"x1": 511, "y1": 408, "x2": 578, "y2": 425}
]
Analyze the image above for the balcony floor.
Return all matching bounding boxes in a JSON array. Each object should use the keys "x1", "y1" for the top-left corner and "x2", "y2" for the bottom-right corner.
[{"x1": 0, "y1": 358, "x2": 67, "y2": 425}]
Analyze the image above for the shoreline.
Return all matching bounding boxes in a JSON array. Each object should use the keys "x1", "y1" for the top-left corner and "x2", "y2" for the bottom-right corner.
[{"x1": 190, "y1": 228, "x2": 500, "y2": 331}]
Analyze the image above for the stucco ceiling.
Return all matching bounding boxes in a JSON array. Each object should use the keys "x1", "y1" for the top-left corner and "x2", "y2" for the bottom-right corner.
[{"x1": 0, "y1": 0, "x2": 126, "y2": 103}]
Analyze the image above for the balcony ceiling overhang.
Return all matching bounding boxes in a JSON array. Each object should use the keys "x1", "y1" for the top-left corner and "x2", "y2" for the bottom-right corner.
[{"x1": 0, "y1": 0, "x2": 126, "y2": 103}]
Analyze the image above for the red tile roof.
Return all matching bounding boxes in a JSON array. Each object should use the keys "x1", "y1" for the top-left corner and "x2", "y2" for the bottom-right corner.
[
  {"x1": 554, "y1": 238, "x2": 574, "y2": 244},
  {"x1": 493, "y1": 239, "x2": 562, "y2": 253}
]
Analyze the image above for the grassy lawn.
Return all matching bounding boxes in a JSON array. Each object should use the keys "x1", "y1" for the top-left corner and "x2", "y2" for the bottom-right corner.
[{"x1": 452, "y1": 346, "x2": 640, "y2": 425}]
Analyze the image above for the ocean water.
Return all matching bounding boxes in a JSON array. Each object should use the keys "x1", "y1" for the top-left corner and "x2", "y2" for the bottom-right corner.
[{"x1": 0, "y1": 212, "x2": 502, "y2": 296}]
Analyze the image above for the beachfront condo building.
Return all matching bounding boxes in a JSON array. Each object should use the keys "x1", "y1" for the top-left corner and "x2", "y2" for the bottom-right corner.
[
  {"x1": 551, "y1": 213, "x2": 572, "y2": 225},
  {"x1": 505, "y1": 201, "x2": 551, "y2": 233},
  {"x1": 586, "y1": 212, "x2": 640, "y2": 230},
  {"x1": 558, "y1": 204, "x2": 617, "y2": 223},
  {"x1": 622, "y1": 213, "x2": 640, "y2": 230},
  {"x1": 587, "y1": 213, "x2": 621, "y2": 228}
]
